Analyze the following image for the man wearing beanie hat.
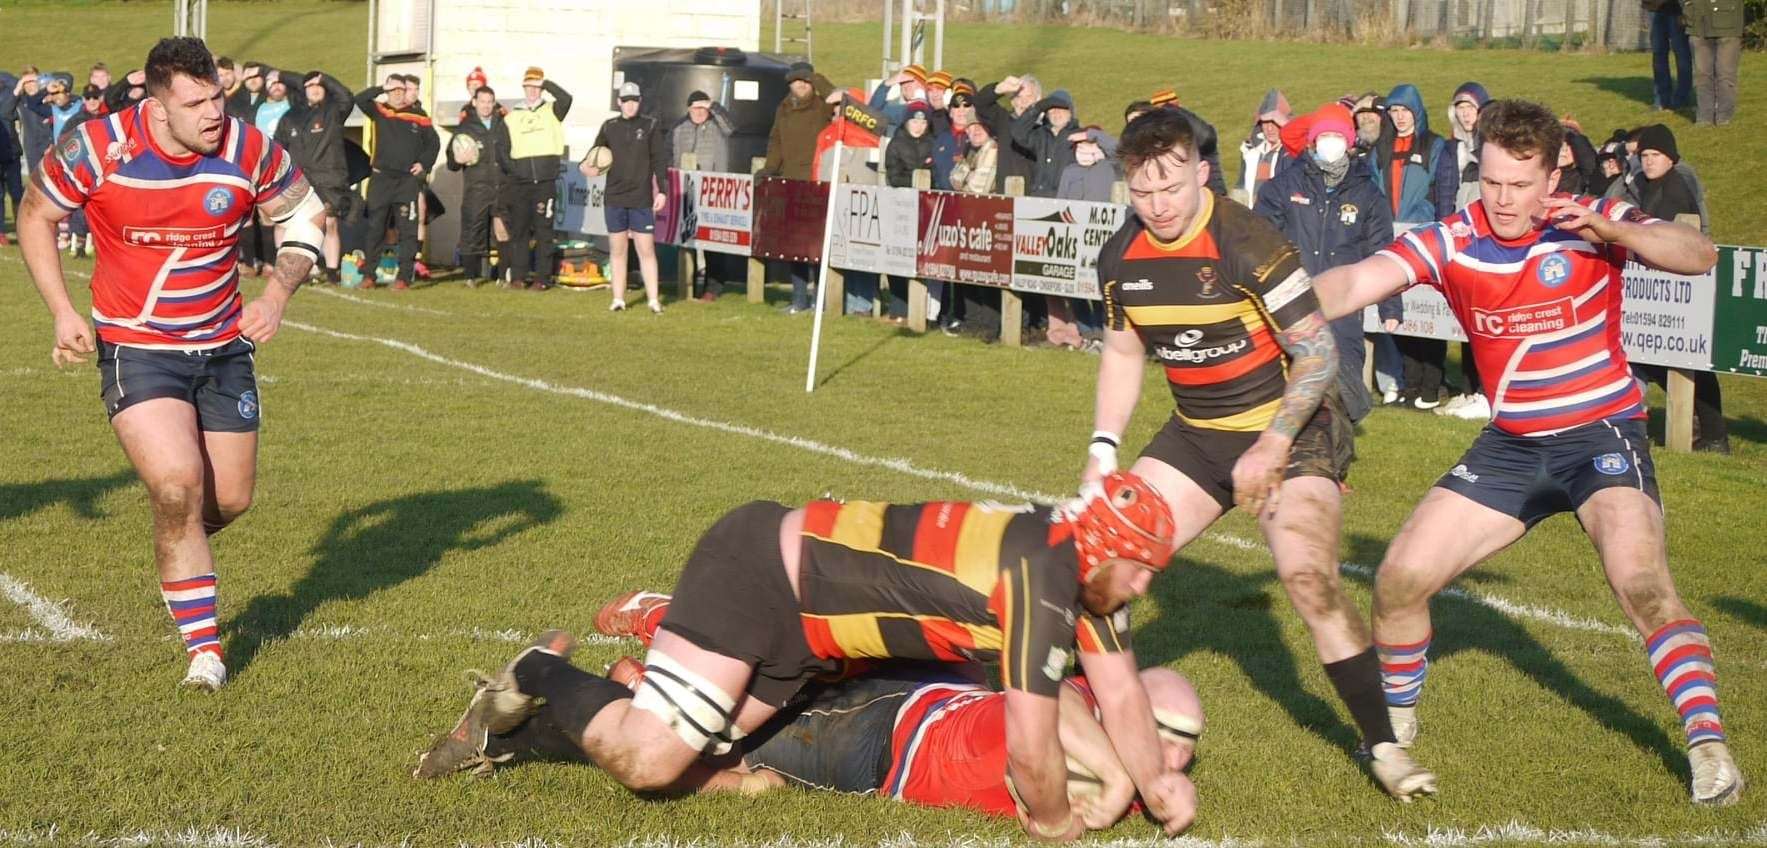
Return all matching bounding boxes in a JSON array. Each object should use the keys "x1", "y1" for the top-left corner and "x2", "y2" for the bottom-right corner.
[
  {"x1": 497, "y1": 66, "x2": 572, "y2": 290},
  {"x1": 283, "y1": 69, "x2": 356, "y2": 282},
  {"x1": 1239, "y1": 88, "x2": 1292, "y2": 202},
  {"x1": 671, "y1": 90, "x2": 734, "y2": 300},
  {"x1": 1255, "y1": 102, "x2": 1395, "y2": 426},
  {"x1": 867, "y1": 63, "x2": 936, "y2": 136}
]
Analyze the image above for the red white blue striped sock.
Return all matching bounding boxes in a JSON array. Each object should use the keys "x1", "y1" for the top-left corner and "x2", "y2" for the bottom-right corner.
[
  {"x1": 1647, "y1": 619, "x2": 1725, "y2": 747},
  {"x1": 1376, "y1": 632, "x2": 1431, "y2": 707},
  {"x1": 162, "y1": 573, "x2": 221, "y2": 658}
]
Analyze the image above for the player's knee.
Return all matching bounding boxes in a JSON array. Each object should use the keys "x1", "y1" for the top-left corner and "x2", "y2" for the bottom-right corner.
[
  {"x1": 1279, "y1": 567, "x2": 1346, "y2": 620},
  {"x1": 1374, "y1": 556, "x2": 1434, "y2": 610},
  {"x1": 213, "y1": 490, "x2": 253, "y2": 523},
  {"x1": 146, "y1": 476, "x2": 205, "y2": 528},
  {"x1": 1614, "y1": 575, "x2": 1677, "y2": 630}
]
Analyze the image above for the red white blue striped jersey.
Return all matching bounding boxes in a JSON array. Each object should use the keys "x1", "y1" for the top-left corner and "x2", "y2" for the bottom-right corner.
[
  {"x1": 1377, "y1": 196, "x2": 1653, "y2": 436},
  {"x1": 32, "y1": 104, "x2": 301, "y2": 349}
]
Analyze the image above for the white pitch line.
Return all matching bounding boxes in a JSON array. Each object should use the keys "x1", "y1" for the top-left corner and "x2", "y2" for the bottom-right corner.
[
  {"x1": 0, "y1": 572, "x2": 109, "y2": 643},
  {"x1": 1382, "y1": 820, "x2": 1767, "y2": 847},
  {"x1": 162, "y1": 625, "x2": 627, "y2": 646},
  {"x1": 303, "y1": 285, "x2": 455, "y2": 317},
  {"x1": 280, "y1": 319, "x2": 1638, "y2": 642}
]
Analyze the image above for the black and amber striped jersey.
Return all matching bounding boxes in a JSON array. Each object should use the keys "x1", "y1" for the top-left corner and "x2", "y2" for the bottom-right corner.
[
  {"x1": 797, "y1": 500, "x2": 1131, "y2": 698},
  {"x1": 1098, "y1": 192, "x2": 1319, "y2": 432}
]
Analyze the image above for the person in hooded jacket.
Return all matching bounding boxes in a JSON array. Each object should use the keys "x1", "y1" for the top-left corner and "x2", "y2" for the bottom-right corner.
[
  {"x1": 1011, "y1": 88, "x2": 1082, "y2": 199},
  {"x1": 1445, "y1": 82, "x2": 1488, "y2": 211},
  {"x1": 1255, "y1": 103, "x2": 1394, "y2": 427},
  {"x1": 1373, "y1": 83, "x2": 1457, "y2": 410},
  {"x1": 1238, "y1": 89, "x2": 1292, "y2": 203}
]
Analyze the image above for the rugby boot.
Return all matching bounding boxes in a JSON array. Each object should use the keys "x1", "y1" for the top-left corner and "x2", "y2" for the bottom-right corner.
[
  {"x1": 180, "y1": 651, "x2": 226, "y2": 693},
  {"x1": 412, "y1": 671, "x2": 517, "y2": 779},
  {"x1": 1370, "y1": 742, "x2": 1437, "y2": 802},
  {"x1": 1689, "y1": 741, "x2": 1744, "y2": 806},
  {"x1": 593, "y1": 591, "x2": 671, "y2": 646}
]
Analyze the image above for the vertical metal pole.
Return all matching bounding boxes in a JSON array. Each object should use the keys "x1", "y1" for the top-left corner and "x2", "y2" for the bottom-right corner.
[
  {"x1": 899, "y1": 0, "x2": 913, "y2": 74},
  {"x1": 775, "y1": 1, "x2": 783, "y2": 53},
  {"x1": 366, "y1": 0, "x2": 379, "y2": 87},
  {"x1": 934, "y1": 0, "x2": 945, "y2": 69},
  {"x1": 882, "y1": 0, "x2": 895, "y2": 80}
]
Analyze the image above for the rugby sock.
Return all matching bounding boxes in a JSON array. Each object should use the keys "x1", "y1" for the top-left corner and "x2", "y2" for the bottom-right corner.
[
  {"x1": 513, "y1": 651, "x2": 632, "y2": 740},
  {"x1": 161, "y1": 573, "x2": 221, "y2": 658},
  {"x1": 1376, "y1": 632, "x2": 1432, "y2": 707},
  {"x1": 485, "y1": 711, "x2": 593, "y2": 763},
  {"x1": 1646, "y1": 619, "x2": 1726, "y2": 747},
  {"x1": 1324, "y1": 649, "x2": 1397, "y2": 746}
]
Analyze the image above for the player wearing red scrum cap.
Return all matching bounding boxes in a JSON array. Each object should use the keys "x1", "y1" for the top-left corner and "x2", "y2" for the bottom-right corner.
[{"x1": 417, "y1": 473, "x2": 1197, "y2": 841}]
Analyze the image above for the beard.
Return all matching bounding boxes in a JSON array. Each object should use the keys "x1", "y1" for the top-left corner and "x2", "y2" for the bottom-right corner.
[{"x1": 176, "y1": 121, "x2": 224, "y2": 155}]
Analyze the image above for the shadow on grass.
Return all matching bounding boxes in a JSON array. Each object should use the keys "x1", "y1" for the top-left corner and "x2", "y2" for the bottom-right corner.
[
  {"x1": 1712, "y1": 596, "x2": 1767, "y2": 631},
  {"x1": 1724, "y1": 415, "x2": 1767, "y2": 446},
  {"x1": 224, "y1": 479, "x2": 564, "y2": 676},
  {"x1": 1137, "y1": 557, "x2": 1363, "y2": 754},
  {"x1": 0, "y1": 469, "x2": 136, "y2": 521},
  {"x1": 1573, "y1": 76, "x2": 1659, "y2": 109},
  {"x1": 1342, "y1": 532, "x2": 1685, "y2": 779}
]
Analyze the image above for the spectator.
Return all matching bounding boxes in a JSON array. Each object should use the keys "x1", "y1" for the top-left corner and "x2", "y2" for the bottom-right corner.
[
  {"x1": 1629, "y1": 126, "x2": 1728, "y2": 453},
  {"x1": 215, "y1": 56, "x2": 236, "y2": 96},
  {"x1": 280, "y1": 70, "x2": 356, "y2": 283},
  {"x1": 1648, "y1": 0, "x2": 1694, "y2": 111},
  {"x1": 928, "y1": 82, "x2": 976, "y2": 189},
  {"x1": 884, "y1": 101, "x2": 936, "y2": 188},
  {"x1": 1595, "y1": 139, "x2": 1625, "y2": 195},
  {"x1": 1237, "y1": 88, "x2": 1291, "y2": 203},
  {"x1": 1350, "y1": 93, "x2": 1385, "y2": 154},
  {"x1": 672, "y1": 89, "x2": 734, "y2": 300},
  {"x1": 1011, "y1": 88, "x2": 1082, "y2": 199},
  {"x1": 866, "y1": 64, "x2": 927, "y2": 135},
  {"x1": 0, "y1": 71, "x2": 21, "y2": 247},
  {"x1": 1685, "y1": 0, "x2": 1742, "y2": 126},
  {"x1": 587, "y1": 81, "x2": 667, "y2": 312},
  {"x1": 1604, "y1": 123, "x2": 1710, "y2": 231},
  {"x1": 355, "y1": 73, "x2": 440, "y2": 289},
  {"x1": 948, "y1": 120, "x2": 998, "y2": 195},
  {"x1": 448, "y1": 85, "x2": 506, "y2": 287},
  {"x1": 1052, "y1": 128, "x2": 1120, "y2": 350},
  {"x1": 924, "y1": 70, "x2": 954, "y2": 133},
  {"x1": 1254, "y1": 103, "x2": 1395, "y2": 425},
  {"x1": 227, "y1": 61, "x2": 264, "y2": 120},
  {"x1": 27, "y1": 76, "x2": 84, "y2": 140},
  {"x1": 87, "y1": 63, "x2": 110, "y2": 92},
  {"x1": 976, "y1": 73, "x2": 1040, "y2": 193},
  {"x1": 253, "y1": 70, "x2": 293, "y2": 138},
  {"x1": 762, "y1": 62, "x2": 834, "y2": 314},
  {"x1": 102, "y1": 68, "x2": 147, "y2": 115},
  {"x1": 1373, "y1": 83, "x2": 1457, "y2": 410},
  {"x1": 11, "y1": 68, "x2": 51, "y2": 175},
  {"x1": 1554, "y1": 121, "x2": 1603, "y2": 196},
  {"x1": 497, "y1": 66, "x2": 572, "y2": 291},
  {"x1": 1446, "y1": 82, "x2": 1488, "y2": 210}
]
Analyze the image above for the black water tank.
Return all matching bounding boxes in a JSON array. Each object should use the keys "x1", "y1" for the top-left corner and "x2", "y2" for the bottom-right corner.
[{"x1": 610, "y1": 46, "x2": 798, "y2": 172}]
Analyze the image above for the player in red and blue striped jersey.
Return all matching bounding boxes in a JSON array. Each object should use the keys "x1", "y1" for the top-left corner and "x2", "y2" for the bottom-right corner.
[
  {"x1": 15, "y1": 37, "x2": 325, "y2": 693},
  {"x1": 1312, "y1": 99, "x2": 1742, "y2": 805}
]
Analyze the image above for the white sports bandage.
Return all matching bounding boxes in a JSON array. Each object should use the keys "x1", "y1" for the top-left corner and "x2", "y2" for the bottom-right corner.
[
  {"x1": 271, "y1": 189, "x2": 324, "y2": 264},
  {"x1": 631, "y1": 649, "x2": 744, "y2": 755},
  {"x1": 1088, "y1": 430, "x2": 1120, "y2": 474},
  {"x1": 1154, "y1": 707, "x2": 1202, "y2": 745}
]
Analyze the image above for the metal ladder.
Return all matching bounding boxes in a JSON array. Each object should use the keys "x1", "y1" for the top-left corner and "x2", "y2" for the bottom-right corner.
[
  {"x1": 775, "y1": 0, "x2": 813, "y2": 61},
  {"x1": 881, "y1": 0, "x2": 945, "y2": 82}
]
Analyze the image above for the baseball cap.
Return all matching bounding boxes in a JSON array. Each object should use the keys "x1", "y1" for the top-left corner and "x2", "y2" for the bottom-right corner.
[
  {"x1": 617, "y1": 81, "x2": 641, "y2": 101},
  {"x1": 785, "y1": 62, "x2": 814, "y2": 84},
  {"x1": 81, "y1": 84, "x2": 103, "y2": 100}
]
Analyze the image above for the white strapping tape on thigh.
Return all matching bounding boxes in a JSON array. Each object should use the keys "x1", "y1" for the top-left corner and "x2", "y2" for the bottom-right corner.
[
  {"x1": 632, "y1": 648, "x2": 743, "y2": 755},
  {"x1": 1154, "y1": 707, "x2": 1202, "y2": 745}
]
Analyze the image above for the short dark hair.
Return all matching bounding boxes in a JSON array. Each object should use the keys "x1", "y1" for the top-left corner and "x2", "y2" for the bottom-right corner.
[
  {"x1": 91, "y1": 62, "x2": 109, "y2": 72},
  {"x1": 473, "y1": 85, "x2": 495, "y2": 98},
  {"x1": 1118, "y1": 107, "x2": 1198, "y2": 177},
  {"x1": 215, "y1": 56, "x2": 235, "y2": 71},
  {"x1": 145, "y1": 37, "x2": 219, "y2": 98},
  {"x1": 1479, "y1": 99, "x2": 1564, "y2": 174}
]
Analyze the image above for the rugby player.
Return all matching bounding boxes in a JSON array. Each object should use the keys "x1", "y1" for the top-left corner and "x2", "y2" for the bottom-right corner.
[
  {"x1": 16, "y1": 38, "x2": 323, "y2": 692},
  {"x1": 420, "y1": 649, "x2": 1203, "y2": 834},
  {"x1": 1309, "y1": 99, "x2": 1742, "y2": 805},
  {"x1": 418, "y1": 475, "x2": 1195, "y2": 840},
  {"x1": 1084, "y1": 107, "x2": 1434, "y2": 800}
]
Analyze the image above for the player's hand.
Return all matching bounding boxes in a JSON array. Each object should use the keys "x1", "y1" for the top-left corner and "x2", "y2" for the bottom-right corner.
[
  {"x1": 1071, "y1": 791, "x2": 1118, "y2": 830},
  {"x1": 1067, "y1": 131, "x2": 1091, "y2": 143},
  {"x1": 492, "y1": 217, "x2": 509, "y2": 242},
  {"x1": 1383, "y1": 318, "x2": 1400, "y2": 332},
  {"x1": 50, "y1": 311, "x2": 95, "y2": 367},
  {"x1": 1000, "y1": 75, "x2": 1021, "y2": 93},
  {"x1": 408, "y1": 162, "x2": 423, "y2": 176},
  {"x1": 1542, "y1": 195, "x2": 1618, "y2": 244},
  {"x1": 1141, "y1": 771, "x2": 1199, "y2": 836},
  {"x1": 652, "y1": 191, "x2": 667, "y2": 213},
  {"x1": 1231, "y1": 432, "x2": 1291, "y2": 517},
  {"x1": 238, "y1": 292, "x2": 287, "y2": 345}
]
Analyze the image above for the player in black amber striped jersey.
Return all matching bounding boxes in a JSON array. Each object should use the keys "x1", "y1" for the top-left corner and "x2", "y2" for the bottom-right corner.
[{"x1": 1084, "y1": 108, "x2": 1436, "y2": 802}]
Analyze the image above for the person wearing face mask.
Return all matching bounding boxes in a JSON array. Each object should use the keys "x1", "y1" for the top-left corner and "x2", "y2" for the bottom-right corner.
[{"x1": 1254, "y1": 104, "x2": 1394, "y2": 426}]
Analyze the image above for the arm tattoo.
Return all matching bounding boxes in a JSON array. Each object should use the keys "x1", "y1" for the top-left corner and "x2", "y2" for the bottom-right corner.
[
  {"x1": 267, "y1": 248, "x2": 312, "y2": 298},
  {"x1": 1267, "y1": 310, "x2": 1339, "y2": 442}
]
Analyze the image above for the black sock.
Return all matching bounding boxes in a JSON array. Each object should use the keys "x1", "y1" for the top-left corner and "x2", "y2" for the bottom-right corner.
[
  {"x1": 1324, "y1": 649, "x2": 1397, "y2": 747},
  {"x1": 485, "y1": 710, "x2": 593, "y2": 763},
  {"x1": 512, "y1": 651, "x2": 632, "y2": 741}
]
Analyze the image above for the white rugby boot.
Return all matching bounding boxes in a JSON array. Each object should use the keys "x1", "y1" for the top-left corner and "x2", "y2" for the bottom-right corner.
[
  {"x1": 1370, "y1": 742, "x2": 1438, "y2": 802},
  {"x1": 1689, "y1": 741, "x2": 1744, "y2": 806},
  {"x1": 180, "y1": 651, "x2": 226, "y2": 692}
]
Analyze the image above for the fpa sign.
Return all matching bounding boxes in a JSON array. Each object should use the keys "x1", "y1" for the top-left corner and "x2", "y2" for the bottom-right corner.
[{"x1": 1715, "y1": 245, "x2": 1767, "y2": 376}]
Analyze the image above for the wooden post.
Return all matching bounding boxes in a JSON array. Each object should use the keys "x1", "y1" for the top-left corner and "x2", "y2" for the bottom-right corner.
[
  {"x1": 1000, "y1": 176, "x2": 1025, "y2": 347},
  {"x1": 1663, "y1": 211, "x2": 1705, "y2": 453},
  {"x1": 747, "y1": 157, "x2": 766, "y2": 304},
  {"x1": 907, "y1": 169, "x2": 931, "y2": 333},
  {"x1": 676, "y1": 154, "x2": 698, "y2": 302}
]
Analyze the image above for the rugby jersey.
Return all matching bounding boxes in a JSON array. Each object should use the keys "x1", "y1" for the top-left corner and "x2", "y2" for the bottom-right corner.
[
  {"x1": 797, "y1": 500, "x2": 1130, "y2": 698},
  {"x1": 1378, "y1": 196, "x2": 1650, "y2": 436},
  {"x1": 883, "y1": 676, "x2": 1102, "y2": 816},
  {"x1": 33, "y1": 103, "x2": 301, "y2": 349},
  {"x1": 1098, "y1": 191, "x2": 1319, "y2": 432}
]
